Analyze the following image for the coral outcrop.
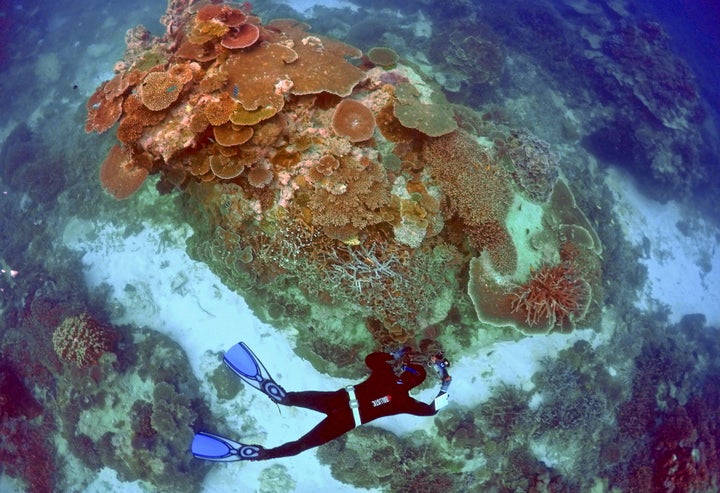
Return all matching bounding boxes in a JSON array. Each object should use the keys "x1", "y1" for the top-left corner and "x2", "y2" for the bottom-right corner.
[
  {"x1": 52, "y1": 313, "x2": 117, "y2": 368},
  {"x1": 87, "y1": 1, "x2": 603, "y2": 370}
]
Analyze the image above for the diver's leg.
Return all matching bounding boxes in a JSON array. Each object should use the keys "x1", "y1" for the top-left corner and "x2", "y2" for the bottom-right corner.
[
  {"x1": 280, "y1": 389, "x2": 346, "y2": 413},
  {"x1": 259, "y1": 410, "x2": 355, "y2": 459}
]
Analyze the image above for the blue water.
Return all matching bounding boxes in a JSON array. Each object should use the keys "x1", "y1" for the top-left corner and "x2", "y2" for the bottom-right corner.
[{"x1": 1, "y1": 1, "x2": 719, "y2": 492}]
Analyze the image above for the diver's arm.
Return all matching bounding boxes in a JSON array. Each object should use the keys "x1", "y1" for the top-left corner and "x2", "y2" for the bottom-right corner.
[
  {"x1": 430, "y1": 355, "x2": 452, "y2": 411},
  {"x1": 364, "y1": 352, "x2": 394, "y2": 369},
  {"x1": 406, "y1": 398, "x2": 439, "y2": 416}
]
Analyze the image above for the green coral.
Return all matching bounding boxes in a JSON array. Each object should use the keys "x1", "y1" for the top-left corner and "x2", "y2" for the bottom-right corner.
[
  {"x1": 58, "y1": 328, "x2": 215, "y2": 492},
  {"x1": 393, "y1": 82, "x2": 458, "y2": 137}
]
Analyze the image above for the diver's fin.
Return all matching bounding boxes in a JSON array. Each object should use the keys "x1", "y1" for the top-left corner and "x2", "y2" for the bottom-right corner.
[
  {"x1": 224, "y1": 342, "x2": 287, "y2": 403},
  {"x1": 191, "y1": 432, "x2": 262, "y2": 462}
]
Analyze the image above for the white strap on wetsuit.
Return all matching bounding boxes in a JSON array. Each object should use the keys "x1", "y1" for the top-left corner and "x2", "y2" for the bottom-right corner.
[{"x1": 345, "y1": 385, "x2": 362, "y2": 427}]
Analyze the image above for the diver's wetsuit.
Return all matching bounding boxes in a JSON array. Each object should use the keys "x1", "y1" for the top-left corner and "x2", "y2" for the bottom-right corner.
[{"x1": 258, "y1": 352, "x2": 437, "y2": 459}]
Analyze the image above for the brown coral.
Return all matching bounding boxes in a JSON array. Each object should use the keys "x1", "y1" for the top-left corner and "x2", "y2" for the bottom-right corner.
[
  {"x1": 52, "y1": 313, "x2": 116, "y2": 368},
  {"x1": 393, "y1": 82, "x2": 458, "y2": 137},
  {"x1": 213, "y1": 123, "x2": 253, "y2": 147},
  {"x1": 99, "y1": 145, "x2": 150, "y2": 199},
  {"x1": 331, "y1": 99, "x2": 376, "y2": 142},
  {"x1": 221, "y1": 23, "x2": 260, "y2": 49},
  {"x1": 85, "y1": 83, "x2": 123, "y2": 133},
  {"x1": 202, "y1": 92, "x2": 237, "y2": 126},
  {"x1": 247, "y1": 164, "x2": 274, "y2": 188},
  {"x1": 223, "y1": 44, "x2": 296, "y2": 112},
  {"x1": 138, "y1": 71, "x2": 183, "y2": 111},
  {"x1": 266, "y1": 19, "x2": 365, "y2": 97},
  {"x1": 367, "y1": 47, "x2": 399, "y2": 67}
]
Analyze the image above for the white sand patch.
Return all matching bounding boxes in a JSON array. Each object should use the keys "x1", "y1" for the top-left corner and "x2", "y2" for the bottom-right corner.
[
  {"x1": 605, "y1": 167, "x2": 720, "y2": 326},
  {"x1": 62, "y1": 217, "x2": 371, "y2": 492}
]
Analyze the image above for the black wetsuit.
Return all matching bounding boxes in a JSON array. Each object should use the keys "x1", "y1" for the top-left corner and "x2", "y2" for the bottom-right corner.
[{"x1": 259, "y1": 352, "x2": 437, "y2": 459}]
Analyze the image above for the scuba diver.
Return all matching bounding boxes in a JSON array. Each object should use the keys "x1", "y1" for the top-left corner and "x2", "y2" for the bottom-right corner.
[{"x1": 192, "y1": 342, "x2": 452, "y2": 461}]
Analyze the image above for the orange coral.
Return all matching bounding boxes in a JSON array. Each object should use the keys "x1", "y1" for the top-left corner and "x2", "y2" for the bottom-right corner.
[
  {"x1": 99, "y1": 145, "x2": 150, "y2": 199},
  {"x1": 176, "y1": 38, "x2": 219, "y2": 62},
  {"x1": 510, "y1": 262, "x2": 590, "y2": 329},
  {"x1": 85, "y1": 83, "x2": 123, "y2": 133},
  {"x1": 138, "y1": 71, "x2": 183, "y2": 111},
  {"x1": 117, "y1": 116, "x2": 144, "y2": 144},
  {"x1": 168, "y1": 62, "x2": 197, "y2": 84},
  {"x1": 213, "y1": 123, "x2": 253, "y2": 147},
  {"x1": 202, "y1": 92, "x2": 237, "y2": 126},
  {"x1": 221, "y1": 23, "x2": 260, "y2": 49},
  {"x1": 331, "y1": 99, "x2": 376, "y2": 142}
]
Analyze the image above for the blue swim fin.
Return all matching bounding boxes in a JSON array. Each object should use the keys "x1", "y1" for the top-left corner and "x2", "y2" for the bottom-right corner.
[
  {"x1": 191, "y1": 431, "x2": 262, "y2": 461},
  {"x1": 224, "y1": 342, "x2": 287, "y2": 403}
]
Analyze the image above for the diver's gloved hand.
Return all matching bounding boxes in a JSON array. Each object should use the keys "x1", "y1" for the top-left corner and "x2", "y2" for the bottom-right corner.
[
  {"x1": 433, "y1": 391, "x2": 450, "y2": 411},
  {"x1": 390, "y1": 346, "x2": 409, "y2": 360}
]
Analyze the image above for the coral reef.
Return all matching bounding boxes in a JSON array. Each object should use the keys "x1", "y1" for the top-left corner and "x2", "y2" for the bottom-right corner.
[
  {"x1": 509, "y1": 261, "x2": 590, "y2": 330},
  {"x1": 87, "y1": 2, "x2": 603, "y2": 370},
  {"x1": 607, "y1": 315, "x2": 720, "y2": 492},
  {"x1": 467, "y1": 178, "x2": 602, "y2": 335},
  {"x1": 57, "y1": 328, "x2": 213, "y2": 492}
]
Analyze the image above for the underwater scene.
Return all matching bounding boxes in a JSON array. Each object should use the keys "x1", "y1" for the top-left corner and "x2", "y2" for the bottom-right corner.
[{"x1": 1, "y1": 0, "x2": 719, "y2": 491}]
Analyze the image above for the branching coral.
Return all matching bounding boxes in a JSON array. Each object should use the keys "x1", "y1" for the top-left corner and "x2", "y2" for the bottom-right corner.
[{"x1": 509, "y1": 262, "x2": 590, "y2": 329}]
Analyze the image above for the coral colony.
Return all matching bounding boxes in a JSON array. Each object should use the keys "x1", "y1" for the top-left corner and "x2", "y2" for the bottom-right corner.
[{"x1": 85, "y1": 0, "x2": 603, "y2": 370}]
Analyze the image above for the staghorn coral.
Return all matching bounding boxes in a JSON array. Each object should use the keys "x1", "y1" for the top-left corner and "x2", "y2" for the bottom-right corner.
[{"x1": 308, "y1": 156, "x2": 390, "y2": 236}]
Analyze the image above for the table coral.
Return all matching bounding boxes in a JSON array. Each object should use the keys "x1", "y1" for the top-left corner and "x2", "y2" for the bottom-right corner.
[
  {"x1": 98, "y1": 144, "x2": 150, "y2": 199},
  {"x1": 367, "y1": 46, "x2": 399, "y2": 67},
  {"x1": 138, "y1": 71, "x2": 184, "y2": 111}
]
